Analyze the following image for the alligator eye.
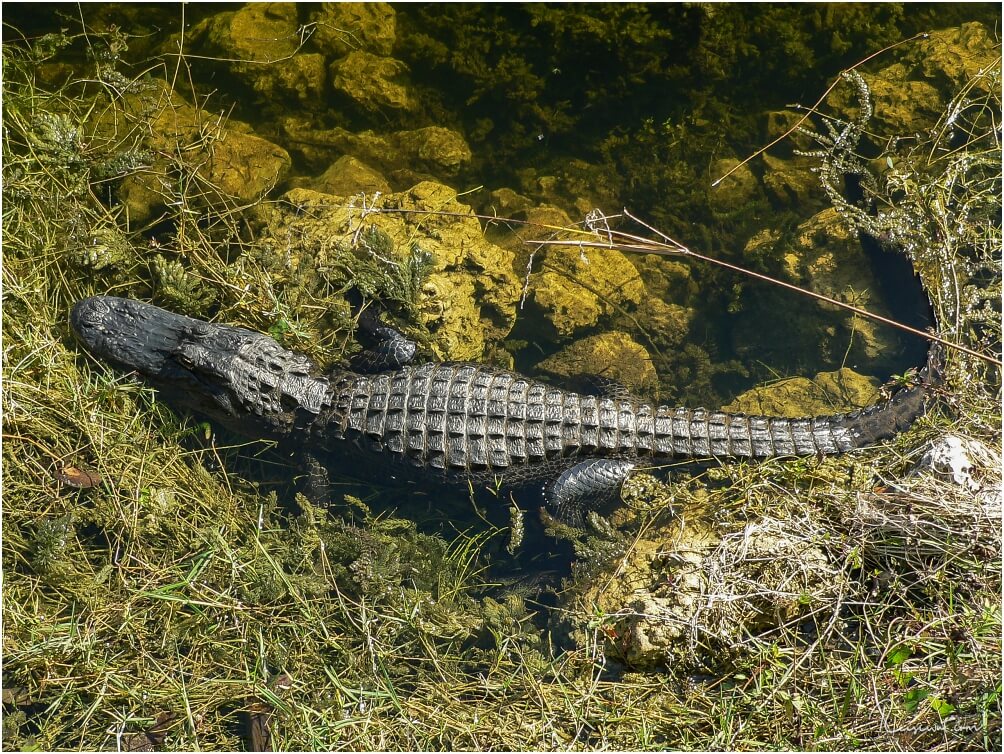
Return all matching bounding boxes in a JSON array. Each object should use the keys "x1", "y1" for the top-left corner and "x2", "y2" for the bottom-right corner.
[
  {"x1": 190, "y1": 323, "x2": 214, "y2": 339},
  {"x1": 175, "y1": 351, "x2": 195, "y2": 369}
]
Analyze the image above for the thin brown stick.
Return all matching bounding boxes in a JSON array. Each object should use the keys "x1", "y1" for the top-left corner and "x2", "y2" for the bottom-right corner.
[
  {"x1": 323, "y1": 203, "x2": 1000, "y2": 367},
  {"x1": 711, "y1": 32, "x2": 930, "y2": 188},
  {"x1": 526, "y1": 217, "x2": 1001, "y2": 369}
]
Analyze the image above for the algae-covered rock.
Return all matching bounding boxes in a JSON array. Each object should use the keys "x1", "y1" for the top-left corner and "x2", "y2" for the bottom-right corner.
[
  {"x1": 708, "y1": 157, "x2": 760, "y2": 211},
  {"x1": 204, "y1": 2, "x2": 299, "y2": 62},
  {"x1": 93, "y1": 81, "x2": 290, "y2": 223},
  {"x1": 567, "y1": 480, "x2": 838, "y2": 670},
  {"x1": 526, "y1": 158, "x2": 622, "y2": 219},
  {"x1": 189, "y1": 5, "x2": 328, "y2": 105},
  {"x1": 735, "y1": 207, "x2": 901, "y2": 370},
  {"x1": 531, "y1": 270, "x2": 604, "y2": 336},
  {"x1": 634, "y1": 255, "x2": 699, "y2": 309},
  {"x1": 310, "y1": 2, "x2": 397, "y2": 57},
  {"x1": 563, "y1": 479, "x2": 718, "y2": 670},
  {"x1": 827, "y1": 22, "x2": 997, "y2": 137},
  {"x1": 263, "y1": 53, "x2": 329, "y2": 104},
  {"x1": 842, "y1": 65, "x2": 944, "y2": 135},
  {"x1": 904, "y1": 22, "x2": 998, "y2": 89},
  {"x1": 762, "y1": 109, "x2": 817, "y2": 152},
  {"x1": 282, "y1": 119, "x2": 472, "y2": 180},
  {"x1": 631, "y1": 298, "x2": 693, "y2": 351},
  {"x1": 722, "y1": 366, "x2": 881, "y2": 417},
  {"x1": 261, "y1": 182, "x2": 519, "y2": 361},
  {"x1": 486, "y1": 187, "x2": 533, "y2": 216},
  {"x1": 393, "y1": 127, "x2": 472, "y2": 175},
  {"x1": 202, "y1": 124, "x2": 291, "y2": 205},
  {"x1": 789, "y1": 208, "x2": 899, "y2": 361},
  {"x1": 295, "y1": 155, "x2": 392, "y2": 198},
  {"x1": 525, "y1": 205, "x2": 645, "y2": 337},
  {"x1": 536, "y1": 332, "x2": 658, "y2": 395},
  {"x1": 761, "y1": 153, "x2": 824, "y2": 208},
  {"x1": 329, "y1": 51, "x2": 416, "y2": 113}
]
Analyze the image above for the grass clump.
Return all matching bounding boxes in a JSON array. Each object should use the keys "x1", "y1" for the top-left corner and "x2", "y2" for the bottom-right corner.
[{"x1": 2, "y1": 21, "x2": 1001, "y2": 754}]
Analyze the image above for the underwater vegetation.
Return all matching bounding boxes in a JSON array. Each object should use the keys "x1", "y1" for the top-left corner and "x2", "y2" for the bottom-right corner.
[{"x1": 2, "y1": 4, "x2": 1001, "y2": 751}]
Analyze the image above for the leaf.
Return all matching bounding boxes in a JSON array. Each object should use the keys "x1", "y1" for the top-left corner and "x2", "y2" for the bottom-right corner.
[
  {"x1": 929, "y1": 696, "x2": 956, "y2": 717},
  {"x1": 903, "y1": 687, "x2": 929, "y2": 712},
  {"x1": 54, "y1": 465, "x2": 102, "y2": 488},
  {"x1": 887, "y1": 646, "x2": 911, "y2": 667}
]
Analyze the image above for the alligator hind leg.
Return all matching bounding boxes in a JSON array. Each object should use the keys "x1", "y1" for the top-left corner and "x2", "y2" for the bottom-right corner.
[
  {"x1": 297, "y1": 451, "x2": 335, "y2": 505},
  {"x1": 545, "y1": 459, "x2": 636, "y2": 526}
]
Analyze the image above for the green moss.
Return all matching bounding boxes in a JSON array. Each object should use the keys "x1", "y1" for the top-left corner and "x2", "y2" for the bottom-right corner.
[
  {"x1": 152, "y1": 254, "x2": 218, "y2": 315},
  {"x1": 3, "y1": 12, "x2": 1001, "y2": 753}
]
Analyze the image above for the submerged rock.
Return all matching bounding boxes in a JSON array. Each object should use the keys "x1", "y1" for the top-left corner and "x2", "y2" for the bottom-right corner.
[
  {"x1": 905, "y1": 22, "x2": 998, "y2": 89},
  {"x1": 524, "y1": 159, "x2": 622, "y2": 219},
  {"x1": 263, "y1": 53, "x2": 329, "y2": 104},
  {"x1": 309, "y1": 2, "x2": 397, "y2": 57},
  {"x1": 190, "y1": 4, "x2": 327, "y2": 105},
  {"x1": 734, "y1": 207, "x2": 903, "y2": 373},
  {"x1": 261, "y1": 182, "x2": 519, "y2": 361},
  {"x1": 203, "y1": 2, "x2": 299, "y2": 62},
  {"x1": 523, "y1": 206, "x2": 646, "y2": 337},
  {"x1": 630, "y1": 298, "x2": 693, "y2": 350},
  {"x1": 722, "y1": 366, "x2": 881, "y2": 417},
  {"x1": 92, "y1": 81, "x2": 290, "y2": 223},
  {"x1": 708, "y1": 157, "x2": 760, "y2": 211},
  {"x1": 827, "y1": 21, "x2": 997, "y2": 137},
  {"x1": 535, "y1": 332, "x2": 658, "y2": 395},
  {"x1": 292, "y1": 155, "x2": 392, "y2": 197},
  {"x1": 282, "y1": 119, "x2": 472, "y2": 181},
  {"x1": 761, "y1": 152, "x2": 823, "y2": 208},
  {"x1": 634, "y1": 255, "x2": 700, "y2": 310},
  {"x1": 329, "y1": 51, "x2": 417, "y2": 113},
  {"x1": 487, "y1": 187, "x2": 533, "y2": 216}
]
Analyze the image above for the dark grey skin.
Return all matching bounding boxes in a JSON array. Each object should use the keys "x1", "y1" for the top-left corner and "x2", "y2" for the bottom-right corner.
[{"x1": 70, "y1": 296, "x2": 938, "y2": 523}]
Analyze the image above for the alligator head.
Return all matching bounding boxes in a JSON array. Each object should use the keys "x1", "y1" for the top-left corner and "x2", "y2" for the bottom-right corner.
[{"x1": 70, "y1": 296, "x2": 330, "y2": 437}]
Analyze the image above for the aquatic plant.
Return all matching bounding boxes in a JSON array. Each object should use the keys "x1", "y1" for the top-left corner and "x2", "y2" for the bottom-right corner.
[
  {"x1": 802, "y1": 66, "x2": 1001, "y2": 421},
  {"x1": 2, "y1": 16, "x2": 1000, "y2": 752}
]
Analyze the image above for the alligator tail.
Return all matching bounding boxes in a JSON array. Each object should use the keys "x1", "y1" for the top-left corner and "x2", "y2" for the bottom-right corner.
[{"x1": 651, "y1": 343, "x2": 942, "y2": 460}]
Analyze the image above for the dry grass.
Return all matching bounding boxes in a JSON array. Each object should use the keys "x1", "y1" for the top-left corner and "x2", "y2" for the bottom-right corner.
[{"x1": 2, "y1": 25, "x2": 1000, "y2": 752}]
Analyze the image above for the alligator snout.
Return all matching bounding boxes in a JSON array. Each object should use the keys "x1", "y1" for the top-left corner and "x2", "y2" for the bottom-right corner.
[
  {"x1": 70, "y1": 296, "x2": 196, "y2": 377},
  {"x1": 70, "y1": 295, "x2": 111, "y2": 332}
]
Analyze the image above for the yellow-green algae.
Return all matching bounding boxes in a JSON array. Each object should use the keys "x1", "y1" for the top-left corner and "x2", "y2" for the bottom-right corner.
[
  {"x1": 260, "y1": 181, "x2": 520, "y2": 362},
  {"x1": 90, "y1": 79, "x2": 292, "y2": 224},
  {"x1": 2, "y1": 13, "x2": 1000, "y2": 753},
  {"x1": 523, "y1": 205, "x2": 647, "y2": 338},
  {"x1": 723, "y1": 367, "x2": 881, "y2": 418},
  {"x1": 329, "y1": 51, "x2": 418, "y2": 115},
  {"x1": 536, "y1": 332, "x2": 659, "y2": 398},
  {"x1": 280, "y1": 120, "x2": 473, "y2": 181}
]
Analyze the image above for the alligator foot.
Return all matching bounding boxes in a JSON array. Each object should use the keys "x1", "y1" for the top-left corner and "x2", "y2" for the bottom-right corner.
[
  {"x1": 545, "y1": 459, "x2": 637, "y2": 526},
  {"x1": 349, "y1": 303, "x2": 418, "y2": 373},
  {"x1": 298, "y1": 451, "x2": 334, "y2": 505}
]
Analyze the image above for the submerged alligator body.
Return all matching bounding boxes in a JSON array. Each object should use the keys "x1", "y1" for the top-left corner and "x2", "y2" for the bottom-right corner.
[{"x1": 71, "y1": 296, "x2": 938, "y2": 522}]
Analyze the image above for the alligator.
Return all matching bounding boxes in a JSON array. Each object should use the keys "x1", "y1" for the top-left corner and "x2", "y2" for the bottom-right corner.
[{"x1": 70, "y1": 295, "x2": 940, "y2": 524}]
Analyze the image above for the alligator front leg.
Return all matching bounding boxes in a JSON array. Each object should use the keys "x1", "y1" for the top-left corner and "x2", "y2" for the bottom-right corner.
[
  {"x1": 545, "y1": 458, "x2": 637, "y2": 526},
  {"x1": 349, "y1": 300, "x2": 418, "y2": 373}
]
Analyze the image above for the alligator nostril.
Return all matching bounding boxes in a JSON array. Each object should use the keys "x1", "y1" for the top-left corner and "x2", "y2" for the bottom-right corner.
[{"x1": 73, "y1": 297, "x2": 110, "y2": 328}]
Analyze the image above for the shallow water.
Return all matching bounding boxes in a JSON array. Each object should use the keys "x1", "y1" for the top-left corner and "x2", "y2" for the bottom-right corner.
[{"x1": 5, "y1": 2, "x2": 994, "y2": 408}]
